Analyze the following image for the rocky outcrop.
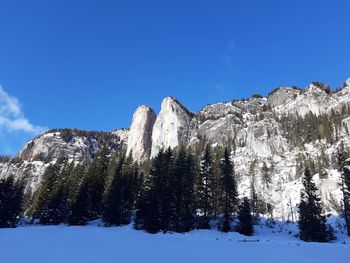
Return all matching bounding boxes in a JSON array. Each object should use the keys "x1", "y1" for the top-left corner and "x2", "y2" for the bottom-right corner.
[
  {"x1": 18, "y1": 129, "x2": 127, "y2": 162},
  {"x1": 151, "y1": 97, "x2": 193, "y2": 157},
  {"x1": 277, "y1": 84, "x2": 334, "y2": 117},
  {"x1": 126, "y1": 105, "x2": 156, "y2": 162},
  {"x1": 197, "y1": 102, "x2": 241, "y2": 122},
  {"x1": 267, "y1": 87, "x2": 299, "y2": 107},
  {"x1": 240, "y1": 119, "x2": 288, "y2": 157}
]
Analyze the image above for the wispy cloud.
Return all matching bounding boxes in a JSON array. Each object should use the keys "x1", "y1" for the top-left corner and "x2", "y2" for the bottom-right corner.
[
  {"x1": 0, "y1": 85, "x2": 47, "y2": 155},
  {"x1": 0, "y1": 86, "x2": 46, "y2": 134}
]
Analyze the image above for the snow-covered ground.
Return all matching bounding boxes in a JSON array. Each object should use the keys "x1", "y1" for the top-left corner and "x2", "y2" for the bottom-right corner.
[{"x1": 0, "y1": 222, "x2": 349, "y2": 263}]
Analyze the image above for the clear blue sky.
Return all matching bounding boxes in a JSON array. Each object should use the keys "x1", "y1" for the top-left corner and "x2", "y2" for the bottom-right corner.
[{"x1": 0, "y1": 0, "x2": 350, "y2": 155}]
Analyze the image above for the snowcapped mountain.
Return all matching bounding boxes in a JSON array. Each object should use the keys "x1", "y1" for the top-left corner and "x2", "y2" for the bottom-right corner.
[{"x1": 1, "y1": 78, "x2": 350, "y2": 220}]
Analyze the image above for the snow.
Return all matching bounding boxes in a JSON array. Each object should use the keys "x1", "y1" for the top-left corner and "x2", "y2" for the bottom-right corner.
[{"x1": 0, "y1": 223, "x2": 349, "y2": 263}]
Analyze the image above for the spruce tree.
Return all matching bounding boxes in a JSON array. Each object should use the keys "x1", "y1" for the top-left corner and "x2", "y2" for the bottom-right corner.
[
  {"x1": 236, "y1": 197, "x2": 254, "y2": 236},
  {"x1": 219, "y1": 148, "x2": 238, "y2": 232},
  {"x1": 159, "y1": 148, "x2": 176, "y2": 232},
  {"x1": 0, "y1": 176, "x2": 24, "y2": 228},
  {"x1": 68, "y1": 180, "x2": 90, "y2": 225},
  {"x1": 102, "y1": 154, "x2": 125, "y2": 226},
  {"x1": 177, "y1": 151, "x2": 196, "y2": 232},
  {"x1": 196, "y1": 145, "x2": 214, "y2": 228},
  {"x1": 338, "y1": 148, "x2": 350, "y2": 236},
  {"x1": 341, "y1": 167, "x2": 350, "y2": 236},
  {"x1": 298, "y1": 168, "x2": 330, "y2": 242},
  {"x1": 32, "y1": 164, "x2": 62, "y2": 224},
  {"x1": 261, "y1": 162, "x2": 271, "y2": 187},
  {"x1": 84, "y1": 146, "x2": 110, "y2": 219},
  {"x1": 120, "y1": 154, "x2": 137, "y2": 224},
  {"x1": 136, "y1": 149, "x2": 165, "y2": 233}
]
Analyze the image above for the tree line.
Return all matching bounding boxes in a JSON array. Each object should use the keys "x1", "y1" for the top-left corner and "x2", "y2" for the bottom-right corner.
[{"x1": 1, "y1": 144, "x2": 350, "y2": 242}]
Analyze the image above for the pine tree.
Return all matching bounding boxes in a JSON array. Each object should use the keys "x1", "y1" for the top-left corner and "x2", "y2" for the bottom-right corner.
[
  {"x1": 68, "y1": 179, "x2": 90, "y2": 225},
  {"x1": 236, "y1": 197, "x2": 254, "y2": 236},
  {"x1": 32, "y1": 164, "x2": 62, "y2": 224},
  {"x1": 102, "y1": 154, "x2": 125, "y2": 226},
  {"x1": 261, "y1": 162, "x2": 271, "y2": 187},
  {"x1": 159, "y1": 148, "x2": 176, "y2": 232},
  {"x1": 337, "y1": 148, "x2": 350, "y2": 236},
  {"x1": 67, "y1": 163, "x2": 85, "y2": 210},
  {"x1": 177, "y1": 151, "x2": 196, "y2": 232},
  {"x1": 219, "y1": 148, "x2": 238, "y2": 232},
  {"x1": 84, "y1": 147, "x2": 110, "y2": 219},
  {"x1": 341, "y1": 167, "x2": 350, "y2": 236},
  {"x1": 196, "y1": 145, "x2": 214, "y2": 228},
  {"x1": 135, "y1": 149, "x2": 165, "y2": 233},
  {"x1": 0, "y1": 176, "x2": 24, "y2": 227},
  {"x1": 298, "y1": 168, "x2": 330, "y2": 242},
  {"x1": 211, "y1": 148, "x2": 223, "y2": 219}
]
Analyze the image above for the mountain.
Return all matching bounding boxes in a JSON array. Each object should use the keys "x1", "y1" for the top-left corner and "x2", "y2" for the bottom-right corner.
[{"x1": 1, "y1": 77, "x2": 350, "y2": 220}]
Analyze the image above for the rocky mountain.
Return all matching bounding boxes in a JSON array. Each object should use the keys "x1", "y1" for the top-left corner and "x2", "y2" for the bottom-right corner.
[
  {"x1": 0, "y1": 129, "x2": 128, "y2": 192},
  {"x1": 1, "y1": 77, "x2": 350, "y2": 220}
]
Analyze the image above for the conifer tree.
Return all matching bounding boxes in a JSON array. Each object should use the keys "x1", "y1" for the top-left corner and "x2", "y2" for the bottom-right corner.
[
  {"x1": 177, "y1": 150, "x2": 196, "y2": 232},
  {"x1": 261, "y1": 162, "x2": 271, "y2": 187},
  {"x1": 219, "y1": 148, "x2": 238, "y2": 232},
  {"x1": 298, "y1": 168, "x2": 330, "y2": 242},
  {"x1": 68, "y1": 180, "x2": 90, "y2": 225},
  {"x1": 102, "y1": 154, "x2": 125, "y2": 226},
  {"x1": 196, "y1": 145, "x2": 214, "y2": 228},
  {"x1": 261, "y1": 162, "x2": 272, "y2": 216},
  {"x1": 120, "y1": 154, "x2": 137, "y2": 224},
  {"x1": 341, "y1": 166, "x2": 350, "y2": 236},
  {"x1": 0, "y1": 176, "x2": 24, "y2": 227},
  {"x1": 32, "y1": 164, "x2": 62, "y2": 224},
  {"x1": 84, "y1": 147, "x2": 110, "y2": 219},
  {"x1": 159, "y1": 148, "x2": 176, "y2": 232},
  {"x1": 236, "y1": 197, "x2": 254, "y2": 236},
  {"x1": 337, "y1": 148, "x2": 350, "y2": 236},
  {"x1": 67, "y1": 163, "x2": 85, "y2": 210},
  {"x1": 211, "y1": 148, "x2": 223, "y2": 219},
  {"x1": 135, "y1": 149, "x2": 165, "y2": 233}
]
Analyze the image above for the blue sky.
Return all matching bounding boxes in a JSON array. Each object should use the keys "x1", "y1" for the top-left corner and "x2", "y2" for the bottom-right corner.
[{"x1": 0, "y1": 0, "x2": 350, "y2": 155}]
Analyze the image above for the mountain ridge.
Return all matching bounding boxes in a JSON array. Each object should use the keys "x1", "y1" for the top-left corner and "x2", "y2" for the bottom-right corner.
[{"x1": 1, "y1": 77, "x2": 350, "y2": 220}]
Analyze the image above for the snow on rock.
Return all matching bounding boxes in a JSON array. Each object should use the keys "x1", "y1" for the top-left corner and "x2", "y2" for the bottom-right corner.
[
  {"x1": 151, "y1": 97, "x2": 193, "y2": 157},
  {"x1": 126, "y1": 105, "x2": 156, "y2": 162},
  {"x1": 346, "y1": 77, "x2": 350, "y2": 86},
  {"x1": 111, "y1": 128, "x2": 129, "y2": 147}
]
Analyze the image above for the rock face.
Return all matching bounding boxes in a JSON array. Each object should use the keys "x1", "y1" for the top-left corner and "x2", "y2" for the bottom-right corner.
[
  {"x1": 280, "y1": 84, "x2": 334, "y2": 116},
  {"x1": 1, "y1": 128, "x2": 128, "y2": 191},
  {"x1": 126, "y1": 105, "x2": 156, "y2": 162},
  {"x1": 151, "y1": 97, "x2": 193, "y2": 157},
  {"x1": 2, "y1": 77, "x2": 350, "y2": 220},
  {"x1": 267, "y1": 87, "x2": 299, "y2": 107}
]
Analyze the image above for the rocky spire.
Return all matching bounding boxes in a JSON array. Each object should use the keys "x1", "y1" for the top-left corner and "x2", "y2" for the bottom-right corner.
[
  {"x1": 126, "y1": 105, "x2": 156, "y2": 162},
  {"x1": 151, "y1": 97, "x2": 193, "y2": 157}
]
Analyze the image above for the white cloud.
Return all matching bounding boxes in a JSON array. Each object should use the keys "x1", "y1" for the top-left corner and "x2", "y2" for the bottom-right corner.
[{"x1": 0, "y1": 85, "x2": 46, "y2": 134}]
